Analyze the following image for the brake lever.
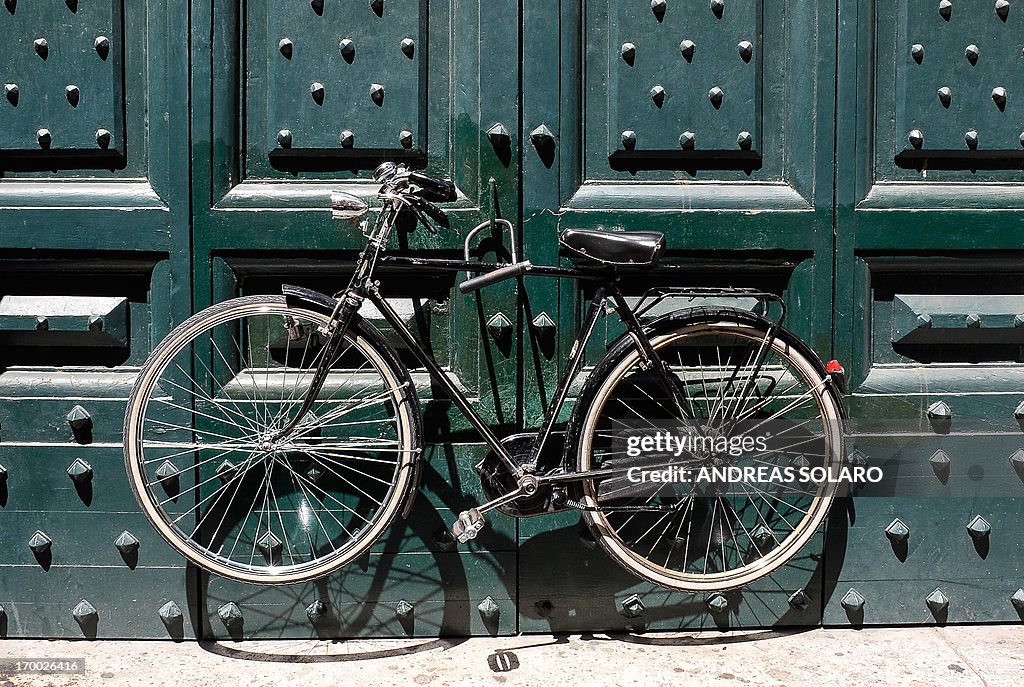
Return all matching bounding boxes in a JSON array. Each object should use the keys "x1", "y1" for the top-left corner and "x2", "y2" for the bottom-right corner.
[
  {"x1": 415, "y1": 198, "x2": 450, "y2": 228},
  {"x1": 409, "y1": 203, "x2": 439, "y2": 235}
]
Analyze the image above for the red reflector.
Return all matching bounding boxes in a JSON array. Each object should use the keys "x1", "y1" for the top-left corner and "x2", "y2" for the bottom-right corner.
[{"x1": 825, "y1": 359, "x2": 844, "y2": 374}]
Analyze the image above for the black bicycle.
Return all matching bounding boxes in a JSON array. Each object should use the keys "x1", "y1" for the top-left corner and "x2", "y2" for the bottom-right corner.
[{"x1": 123, "y1": 162, "x2": 846, "y2": 591}]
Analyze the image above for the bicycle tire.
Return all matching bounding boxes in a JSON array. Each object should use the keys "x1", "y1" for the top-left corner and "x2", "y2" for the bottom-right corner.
[
  {"x1": 123, "y1": 295, "x2": 421, "y2": 584},
  {"x1": 571, "y1": 307, "x2": 844, "y2": 592}
]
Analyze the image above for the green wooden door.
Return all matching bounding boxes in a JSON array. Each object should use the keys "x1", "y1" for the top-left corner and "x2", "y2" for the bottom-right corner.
[
  {"x1": 515, "y1": 0, "x2": 840, "y2": 632},
  {"x1": 190, "y1": 0, "x2": 523, "y2": 638},
  {"x1": 827, "y1": 0, "x2": 1024, "y2": 625},
  {"x1": 0, "y1": 1, "x2": 194, "y2": 638}
]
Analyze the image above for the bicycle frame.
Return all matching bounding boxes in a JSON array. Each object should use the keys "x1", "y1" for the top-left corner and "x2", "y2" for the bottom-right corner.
[{"x1": 277, "y1": 188, "x2": 788, "y2": 505}]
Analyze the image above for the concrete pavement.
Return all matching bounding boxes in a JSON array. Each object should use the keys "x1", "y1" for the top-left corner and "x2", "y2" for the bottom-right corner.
[{"x1": 1, "y1": 625, "x2": 1022, "y2": 687}]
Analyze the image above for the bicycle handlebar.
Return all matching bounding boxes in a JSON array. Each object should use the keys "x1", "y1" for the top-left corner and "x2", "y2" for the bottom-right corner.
[{"x1": 408, "y1": 171, "x2": 457, "y2": 202}]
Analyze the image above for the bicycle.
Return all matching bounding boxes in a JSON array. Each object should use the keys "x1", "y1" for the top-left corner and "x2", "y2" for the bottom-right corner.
[{"x1": 123, "y1": 161, "x2": 847, "y2": 591}]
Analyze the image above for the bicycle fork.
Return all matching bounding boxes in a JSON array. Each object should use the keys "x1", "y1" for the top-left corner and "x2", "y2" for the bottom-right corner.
[{"x1": 270, "y1": 289, "x2": 366, "y2": 442}]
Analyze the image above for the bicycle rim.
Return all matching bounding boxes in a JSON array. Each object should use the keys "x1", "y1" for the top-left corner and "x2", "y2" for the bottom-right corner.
[
  {"x1": 124, "y1": 296, "x2": 418, "y2": 584},
  {"x1": 578, "y1": 317, "x2": 842, "y2": 591}
]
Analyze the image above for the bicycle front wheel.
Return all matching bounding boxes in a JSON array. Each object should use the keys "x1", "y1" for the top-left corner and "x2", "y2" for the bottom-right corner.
[
  {"x1": 575, "y1": 308, "x2": 843, "y2": 592},
  {"x1": 124, "y1": 295, "x2": 421, "y2": 584}
]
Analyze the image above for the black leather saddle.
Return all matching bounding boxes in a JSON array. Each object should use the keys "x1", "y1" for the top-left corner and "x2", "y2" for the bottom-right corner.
[{"x1": 559, "y1": 228, "x2": 666, "y2": 267}]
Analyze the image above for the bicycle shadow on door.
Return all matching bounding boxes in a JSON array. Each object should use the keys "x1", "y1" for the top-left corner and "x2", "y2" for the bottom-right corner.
[
  {"x1": 189, "y1": 440, "x2": 519, "y2": 643},
  {"x1": 515, "y1": 499, "x2": 852, "y2": 634}
]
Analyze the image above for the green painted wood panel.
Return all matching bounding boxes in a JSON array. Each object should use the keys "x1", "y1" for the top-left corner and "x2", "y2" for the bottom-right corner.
[{"x1": 0, "y1": 0, "x2": 191, "y2": 638}]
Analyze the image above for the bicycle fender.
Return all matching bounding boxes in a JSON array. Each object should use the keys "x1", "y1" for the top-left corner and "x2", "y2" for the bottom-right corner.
[{"x1": 281, "y1": 284, "x2": 338, "y2": 316}]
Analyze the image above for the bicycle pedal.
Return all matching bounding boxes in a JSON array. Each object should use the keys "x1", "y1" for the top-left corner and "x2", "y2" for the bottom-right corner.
[{"x1": 452, "y1": 508, "x2": 486, "y2": 543}]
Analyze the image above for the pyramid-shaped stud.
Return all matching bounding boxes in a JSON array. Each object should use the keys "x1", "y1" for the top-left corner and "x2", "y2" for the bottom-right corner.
[
  {"x1": 928, "y1": 401, "x2": 952, "y2": 420},
  {"x1": 908, "y1": 129, "x2": 924, "y2": 149},
  {"x1": 939, "y1": 0, "x2": 952, "y2": 20},
  {"x1": 737, "y1": 40, "x2": 753, "y2": 62},
  {"x1": 531, "y1": 312, "x2": 556, "y2": 336},
  {"x1": 711, "y1": 0, "x2": 725, "y2": 19},
  {"x1": 339, "y1": 130, "x2": 354, "y2": 148},
  {"x1": 95, "y1": 128, "x2": 112, "y2": 149},
  {"x1": 310, "y1": 0, "x2": 324, "y2": 15},
  {"x1": 651, "y1": 0, "x2": 667, "y2": 21},
  {"x1": 309, "y1": 82, "x2": 325, "y2": 105},
  {"x1": 486, "y1": 122, "x2": 510, "y2": 147},
  {"x1": 530, "y1": 124, "x2": 554, "y2": 148},
  {"x1": 621, "y1": 130, "x2": 637, "y2": 150},
  {"x1": 369, "y1": 83, "x2": 385, "y2": 106},
  {"x1": 846, "y1": 449, "x2": 869, "y2": 467},
  {"x1": 937, "y1": 86, "x2": 952, "y2": 108},
  {"x1": 1010, "y1": 588, "x2": 1024, "y2": 611},
  {"x1": 1009, "y1": 449, "x2": 1024, "y2": 480},
  {"x1": 72, "y1": 599, "x2": 98, "y2": 623},
  {"x1": 158, "y1": 600, "x2": 182, "y2": 623},
  {"x1": 679, "y1": 131, "x2": 696, "y2": 150},
  {"x1": 306, "y1": 599, "x2": 327, "y2": 623},
  {"x1": 3, "y1": 83, "x2": 17, "y2": 106},
  {"x1": 926, "y1": 588, "x2": 949, "y2": 615},
  {"x1": 929, "y1": 449, "x2": 950, "y2": 472},
  {"x1": 114, "y1": 530, "x2": 140, "y2": 555},
  {"x1": 679, "y1": 39, "x2": 696, "y2": 62},
  {"x1": 66, "y1": 405, "x2": 92, "y2": 432},
  {"x1": 217, "y1": 602, "x2": 243, "y2": 628},
  {"x1": 910, "y1": 44, "x2": 925, "y2": 63},
  {"x1": 216, "y1": 460, "x2": 238, "y2": 484},
  {"x1": 996, "y1": 0, "x2": 1010, "y2": 21},
  {"x1": 840, "y1": 588, "x2": 865, "y2": 612},
  {"x1": 0, "y1": 462, "x2": 7, "y2": 482},
  {"x1": 400, "y1": 37, "x2": 415, "y2": 58},
  {"x1": 395, "y1": 599, "x2": 414, "y2": 619},
  {"x1": 94, "y1": 35, "x2": 110, "y2": 59},
  {"x1": 788, "y1": 589, "x2": 810, "y2": 610},
  {"x1": 751, "y1": 524, "x2": 774, "y2": 548},
  {"x1": 306, "y1": 465, "x2": 324, "y2": 482},
  {"x1": 477, "y1": 596, "x2": 500, "y2": 620},
  {"x1": 1014, "y1": 400, "x2": 1024, "y2": 420},
  {"x1": 257, "y1": 531, "x2": 283, "y2": 563},
  {"x1": 708, "y1": 86, "x2": 724, "y2": 109},
  {"x1": 0, "y1": 603, "x2": 5, "y2": 620},
  {"x1": 967, "y1": 515, "x2": 991, "y2": 540},
  {"x1": 399, "y1": 130, "x2": 413, "y2": 149},
  {"x1": 339, "y1": 38, "x2": 355, "y2": 62},
  {"x1": 67, "y1": 458, "x2": 93, "y2": 483},
  {"x1": 486, "y1": 312, "x2": 513, "y2": 341},
  {"x1": 884, "y1": 518, "x2": 910, "y2": 543},
  {"x1": 620, "y1": 42, "x2": 636, "y2": 65},
  {"x1": 34, "y1": 38, "x2": 48, "y2": 59},
  {"x1": 278, "y1": 38, "x2": 293, "y2": 59},
  {"x1": 277, "y1": 129, "x2": 292, "y2": 148},
  {"x1": 370, "y1": 0, "x2": 384, "y2": 17},
  {"x1": 155, "y1": 460, "x2": 179, "y2": 482},
  {"x1": 649, "y1": 85, "x2": 665, "y2": 108},
  {"x1": 965, "y1": 44, "x2": 979, "y2": 64},
  {"x1": 621, "y1": 594, "x2": 645, "y2": 618},
  {"x1": 706, "y1": 593, "x2": 729, "y2": 614},
  {"x1": 28, "y1": 530, "x2": 52, "y2": 554}
]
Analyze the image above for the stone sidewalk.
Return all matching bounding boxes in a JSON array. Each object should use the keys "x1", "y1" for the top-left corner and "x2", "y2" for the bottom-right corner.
[{"x1": 1, "y1": 625, "x2": 1022, "y2": 687}]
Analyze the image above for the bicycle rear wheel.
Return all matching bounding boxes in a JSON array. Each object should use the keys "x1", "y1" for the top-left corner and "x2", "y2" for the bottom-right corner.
[
  {"x1": 123, "y1": 295, "x2": 420, "y2": 584},
  {"x1": 574, "y1": 308, "x2": 843, "y2": 592}
]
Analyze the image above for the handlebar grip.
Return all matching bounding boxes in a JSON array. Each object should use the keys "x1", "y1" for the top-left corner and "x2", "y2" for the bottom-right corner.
[
  {"x1": 459, "y1": 261, "x2": 533, "y2": 294},
  {"x1": 409, "y1": 171, "x2": 457, "y2": 202}
]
